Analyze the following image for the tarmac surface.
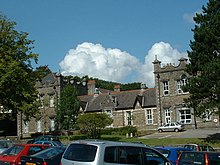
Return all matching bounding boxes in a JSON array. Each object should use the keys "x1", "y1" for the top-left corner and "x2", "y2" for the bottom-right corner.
[{"x1": 139, "y1": 128, "x2": 220, "y2": 139}]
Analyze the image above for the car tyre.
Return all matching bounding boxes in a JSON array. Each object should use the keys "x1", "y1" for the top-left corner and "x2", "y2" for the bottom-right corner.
[
  {"x1": 158, "y1": 129, "x2": 163, "y2": 133},
  {"x1": 174, "y1": 128, "x2": 179, "y2": 132}
]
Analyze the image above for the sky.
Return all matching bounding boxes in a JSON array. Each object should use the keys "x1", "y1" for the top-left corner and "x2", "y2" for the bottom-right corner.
[{"x1": 0, "y1": 0, "x2": 208, "y2": 87}]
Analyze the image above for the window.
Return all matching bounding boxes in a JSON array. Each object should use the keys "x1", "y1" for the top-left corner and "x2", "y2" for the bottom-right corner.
[
  {"x1": 24, "y1": 122, "x2": 29, "y2": 133},
  {"x1": 104, "y1": 146, "x2": 142, "y2": 164},
  {"x1": 37, "y1": 120, "x2": 42, "y2": 132},
  {"x1": 163, "y1": 81, "x2": 169, "y2": 96},
  {"x1": 202, "y1": 109, "x2": 212, "y2": 121},
  {"x1": 143, "y1": 148, "x2": 167, "y2": 164},
  {"x1": 125, "y1": 111, "x2": 132, "y2": 126},
  {"x1": 177, "y1": 75, "x2": 188, "y2": 94},
  {"x1": 50, "y1": 119, "x2": 55, "y2": 131},
  {"x1": 179, "y1": 109, "x2": 191, "y2": 124},
  {"x1": 165, "y1": 108, "x2": 171, "y2": 124},
  {"x1": 145, "y1": 109, "x2": 153, "y2": 124},
  {"x1": 49, "y1": 96, "x2": 55, "y2": 107}
]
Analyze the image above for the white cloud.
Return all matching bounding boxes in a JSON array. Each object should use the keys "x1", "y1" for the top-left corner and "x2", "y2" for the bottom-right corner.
[
  {"x1": 59, "y1": 42, "x2": 187, "y2": 88},
  {"x1": 183, "y1": 10, "x2": 201, "y2": 23},
  {"x1": 137, "y1": 42, "x2": 188, "y2": 87},
  {"x1": 59, "y1": 42, "x2": 140, "y2": 83}
]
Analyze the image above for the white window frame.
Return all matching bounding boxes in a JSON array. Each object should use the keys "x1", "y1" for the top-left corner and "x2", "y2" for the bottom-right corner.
[
  {"x1": 23, "y1": 122, "x2": 29, "y2": 133},
  {"x1": 164, "y1": 108, "x2": 171, "y2": 124},
  {"x1": 50, "y1": 119, "x2": 55, "y2": 131},
  {"x1": 163, "y1": 81, "x2": 169, "y2": 96},
  {"x1": 179, "y1": 108, "x2": 192, "y2": 124},
  {"x1": 37, "y1": 120, "x2": 42, "y2": 132},
  {"x1": 145, "y1": 109, "x2": 153, "y2": 125},
  {"x1": 49, "y1": 96, "x2": 55, "y2": 107},
  {"x1": 202, "y1": 109, "x2": 212, "y2": 121},
  {"x1": 124, "y1": 111, "x2": 133, "y2": 126},
  {"x1": 177, "y1": 75, "x2": 188, "y2": 94}
]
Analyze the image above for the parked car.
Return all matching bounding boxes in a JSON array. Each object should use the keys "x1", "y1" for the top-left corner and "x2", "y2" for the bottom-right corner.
[
  {"x1": 0, "y1": 143, "x2": 50, "y2": 165},
  {"x1": 0, "y1": 139, "x2": 13, "y2": 154},
  {"x1": 20, "y1": 146, "x2": 65, "y2": 165},
  {"x1": 176, "y1": 150, "x2": 220, "y2": 165},
  {"x1": 61, "y1": 139, "x2": 172, "y2": 165},
  {"x1": 158, "y1": 122, "x2": 185, "y2": 133},
  {"x1": 184, "y1": 143, "x2": 215, "y2": 151},
  {"x1": 154, "y1": 146, "x2": 192, "y2": 165},
  {"x1": 34, "y1": 140, "x2": 64, "y2": 147},
  {"x1": 27, "y1": 135, "x2": 60, "y2": 144}
]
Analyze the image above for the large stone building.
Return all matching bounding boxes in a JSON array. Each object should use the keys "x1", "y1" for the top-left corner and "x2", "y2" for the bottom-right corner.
[
  {"x1": 16, "y1": 57, "x2": 219, "y2": 138},
  {"x1": 153, "y1": 57, "x2": 218, "y2": 129}
]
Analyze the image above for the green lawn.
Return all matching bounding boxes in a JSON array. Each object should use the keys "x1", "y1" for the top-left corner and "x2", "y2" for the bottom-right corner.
[{"x1": 100, "y1": 135, "x2": 220, "y2": 148}]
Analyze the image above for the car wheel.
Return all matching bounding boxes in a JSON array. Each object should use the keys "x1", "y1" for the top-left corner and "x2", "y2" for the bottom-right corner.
[
  {"x1": 158, "y1": 129, "x2": 163, "y2": 133},
  {"x1": 174, "y1": 128, "x2": 179, "y2": 132}
]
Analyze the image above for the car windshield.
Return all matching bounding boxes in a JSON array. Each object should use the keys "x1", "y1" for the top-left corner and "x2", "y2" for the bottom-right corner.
[
  {"x1": 1, "y1": 145, "x2": 24, "y2": 156},
  {"x1": 63, "y1": 144, "x2": 97, "y2": 162}
]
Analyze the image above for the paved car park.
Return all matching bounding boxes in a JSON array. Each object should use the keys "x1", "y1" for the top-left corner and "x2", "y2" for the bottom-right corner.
[{"x1": 140, "y1": 128, "x2": 220, "y2": 139}]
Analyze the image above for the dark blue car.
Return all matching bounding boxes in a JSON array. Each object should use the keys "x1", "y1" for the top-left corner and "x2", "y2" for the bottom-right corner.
[{"x1": 154, "y1": 146, "x2": 192, "y2": 165}]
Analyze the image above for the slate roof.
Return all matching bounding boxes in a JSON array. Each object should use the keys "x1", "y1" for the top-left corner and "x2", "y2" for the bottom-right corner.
[{"x1": 78, "y1": 88, "x2": 156, "y2": 112}]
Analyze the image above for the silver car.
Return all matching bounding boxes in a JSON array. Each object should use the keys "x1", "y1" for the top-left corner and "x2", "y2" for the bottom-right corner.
[
  {"x1": 61, "y1": 140, "x2": 172, "y2": 165},
  {"x1": 158, "y1": 122, "x2": 185, "y2": 133}
]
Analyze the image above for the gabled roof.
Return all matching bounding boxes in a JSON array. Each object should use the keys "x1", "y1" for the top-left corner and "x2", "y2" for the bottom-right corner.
[{"x1": 78, "y1": 88, "x2": 156, "y2": 112}]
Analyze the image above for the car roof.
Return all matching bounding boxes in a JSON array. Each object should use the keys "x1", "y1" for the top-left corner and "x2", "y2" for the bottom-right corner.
[
  {"x1": 70, "y1": 140, "x2": 148, "y2": 147},
  {"x1": 155, "y1": 146, "x2": 191, "y2": 151}
]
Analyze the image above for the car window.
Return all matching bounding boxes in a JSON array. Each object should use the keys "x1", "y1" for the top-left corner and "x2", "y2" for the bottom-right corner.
[
  {"x1": 180, "y1": 152, "x2": 205, "y2": 165},
  {"x1": 28, "y1": 146, "x2": 44, "y2": 155},
  {"x1": 155, "y1": 148, "x2": 170, "y2": 158},
  {"x1": 143, "y1": 148, "x2": 167, "y2": 165},
  {"x1": 2, "y1": 145, "x2": 24, "y2": 155},
  {"x1": 104, "y1": 146, "x2": 143, "y2": 164},
  {"x1": 63, "y1": 143, "x2": 97, "y2": 162},
  {"x1": 208, "y1": 153, "x2": 220, "y2": 165}
]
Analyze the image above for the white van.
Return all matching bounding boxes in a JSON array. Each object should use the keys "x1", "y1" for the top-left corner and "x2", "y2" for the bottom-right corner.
[{"x1": 61, "y1": 140, "x2": 172, "y2": 165}]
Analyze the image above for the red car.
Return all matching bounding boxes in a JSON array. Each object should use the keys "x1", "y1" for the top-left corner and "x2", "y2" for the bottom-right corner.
[{"x1": 0, "y1": 143, "x2": 50, "y2": 165}]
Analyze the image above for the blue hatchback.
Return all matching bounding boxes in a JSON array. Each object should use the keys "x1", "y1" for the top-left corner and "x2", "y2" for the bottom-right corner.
[{"x1": 154, "y1": 146, "x2": 192, "y2": 165}]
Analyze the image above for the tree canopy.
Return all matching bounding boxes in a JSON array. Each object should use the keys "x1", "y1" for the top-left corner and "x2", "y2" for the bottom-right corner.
[
  {"x1": 0, "y1": 14, "x2": 39, "y2": 119},
  {"x1": 76, "y1": 113, "x2": 113, "y2": 138},
  {"x1": 184, "y1": 0, "x2": 220, "y2": 118},
  {"x1": 56, "y1": 84, "x2": 80, "y2": 130}
]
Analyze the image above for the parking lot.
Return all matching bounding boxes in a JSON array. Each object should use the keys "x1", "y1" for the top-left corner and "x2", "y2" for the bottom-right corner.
[{"x1": 139, "y1": 128, "x2": 220, "y2": 139}]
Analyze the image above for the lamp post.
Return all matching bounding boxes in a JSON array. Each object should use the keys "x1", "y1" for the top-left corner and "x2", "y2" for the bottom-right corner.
[{"x1": 157, "y1": 73, "x2": 163, "y2": 126}]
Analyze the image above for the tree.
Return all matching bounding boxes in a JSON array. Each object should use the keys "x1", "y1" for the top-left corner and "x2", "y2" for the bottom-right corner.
[
  {"x1": 0, "y1": 14, "x2": 39, "y2": 120},
  {"x1": 34, "y1": 65, "x2": 51, "y2": 79},
  {"x1": 184, "y1": 0, "x2": 220, "y2": 123},
  {"x1": 56, "y1": 84, "x2": 80, "y2": 130},
  {"x1": 76, "y1": 113, "x2": 113, "y2": 139}
]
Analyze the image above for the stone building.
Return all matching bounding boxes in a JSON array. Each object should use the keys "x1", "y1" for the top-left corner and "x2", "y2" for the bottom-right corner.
[
  {"x1": 78, "y1": 84, "x2": 157, "y2": 130},
  {"x1": 16, "y1": 57, "x2": 219, "y2": 138},
  {"x1": 153, "y1": 57, "x2": 218, "y2": 129}
]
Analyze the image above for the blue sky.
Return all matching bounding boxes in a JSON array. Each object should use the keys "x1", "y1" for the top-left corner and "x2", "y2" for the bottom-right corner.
[{"x1": 0, "y1": 0, "x2": 208, "y2": 87}]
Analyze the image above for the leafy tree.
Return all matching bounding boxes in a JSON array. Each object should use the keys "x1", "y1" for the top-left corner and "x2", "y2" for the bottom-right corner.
[
  {"x1": 56, "y1": 84, "x2": 80, "y2": 130},
  {"x1": 0, "y1": 14, "x2": 39, "y2": 120},
  {"x1": 184, "y1": 0, "x2": 220, "y2": 124},
  {"x1": 76, "y1": 113, "x2": 113, "y2": 139},
  {"x1": 34, "y1": 65, "x2": 51, "y2": 79}
]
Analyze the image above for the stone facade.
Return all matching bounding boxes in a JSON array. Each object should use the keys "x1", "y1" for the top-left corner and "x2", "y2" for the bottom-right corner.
[
  {"x1": 17, "y1": 57, "x2": 219, "y2": 138},
  {"x1": 153, "y1": 57, "x2": 219, "y2": 128}
]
